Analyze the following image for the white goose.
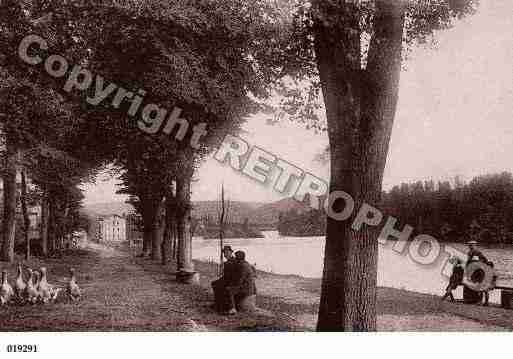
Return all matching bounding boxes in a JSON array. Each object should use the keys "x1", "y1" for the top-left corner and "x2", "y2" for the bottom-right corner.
[
  {"x1": 0, "y1": 270, "x2": 14, "y2": 306},
  {"x1": 26, "y1": 269, "x2": 40, "y2": 304},
  {"x1": 66, "y1": 268, "x2": 81, "y2": 301},
  {"x1": 14, "y1": 263, "x2": 27, "y2": 302},
  {"x1": 38, "y1": 267, "x2": 61, "y2": 304}
]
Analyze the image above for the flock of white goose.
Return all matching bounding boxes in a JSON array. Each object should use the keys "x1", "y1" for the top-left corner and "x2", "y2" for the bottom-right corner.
[{"x1": 0, "y1": 264, "x2": 81, "y2": 306}]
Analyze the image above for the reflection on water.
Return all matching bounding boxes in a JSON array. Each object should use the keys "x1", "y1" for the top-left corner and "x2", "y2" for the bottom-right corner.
[{"x1": 193, "y1": 231, "x2": 513, "y2": 304}]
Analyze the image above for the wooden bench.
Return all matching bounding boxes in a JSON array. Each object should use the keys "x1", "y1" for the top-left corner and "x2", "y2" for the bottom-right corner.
[
  {"x1": 493, "y1": 286, "x2": 513, "y2": 309},
  {"x1": 462, "y1": 284, "x2": 513, "y2": 308},
  {"x1": 463, "y1": 285, "x2": 483, "y2": 304}
]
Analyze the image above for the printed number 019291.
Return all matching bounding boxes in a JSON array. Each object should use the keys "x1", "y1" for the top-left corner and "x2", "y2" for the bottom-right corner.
[{"x1": 6, "y1": 345, "x2": 38, "y2": 353}]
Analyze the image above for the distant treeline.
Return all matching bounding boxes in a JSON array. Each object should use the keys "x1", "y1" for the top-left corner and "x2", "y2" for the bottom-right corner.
[
  {"x1": 278, "y1": 209, "x2": 326, "y2": 237},
  {"x1": 194, "y1": 217, "x2": 264, "y2": 239},
  {"x1": 278, "y1": 172, "x2": 513, "y2": 244}
]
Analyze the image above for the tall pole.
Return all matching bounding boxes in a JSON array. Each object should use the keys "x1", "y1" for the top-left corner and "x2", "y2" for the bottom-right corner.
[{"x1": 219, "y1": 184, "x2": 225, "y2": 276}]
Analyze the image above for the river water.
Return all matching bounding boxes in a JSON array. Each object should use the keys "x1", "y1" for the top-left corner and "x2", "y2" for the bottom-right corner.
[{"x1": 193, "y1": 231, "x2": 513, "y2": 304}]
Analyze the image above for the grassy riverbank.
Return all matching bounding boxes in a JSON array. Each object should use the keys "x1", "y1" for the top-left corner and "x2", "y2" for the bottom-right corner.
[
  {"x1": 193, "y1": 260, "x2": 513, "y2": 331},
  {"x1": 1, "y1": 242, "x2": 512, "y2": 331}
]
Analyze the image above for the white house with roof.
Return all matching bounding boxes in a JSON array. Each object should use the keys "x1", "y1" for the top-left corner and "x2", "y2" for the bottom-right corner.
[{"x1": 97, "y1": 214, "x2": 127, "y2": 242}]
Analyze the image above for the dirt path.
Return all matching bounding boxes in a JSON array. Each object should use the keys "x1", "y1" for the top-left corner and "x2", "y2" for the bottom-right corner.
[
  {"x1": 0, "y1": 243, "x2": 211, "y2": 331},
  {"x1": 0, "y1": 243, "x2": 297, "y2": 331},
  {"x1": 76, "y1": 242, "x2": 210, "y2": 331}
]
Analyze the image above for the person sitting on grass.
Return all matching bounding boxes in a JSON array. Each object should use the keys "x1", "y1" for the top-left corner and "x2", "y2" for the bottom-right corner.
[{"x1": 442, "y1": 258, "x2": 464, "y2": 302}]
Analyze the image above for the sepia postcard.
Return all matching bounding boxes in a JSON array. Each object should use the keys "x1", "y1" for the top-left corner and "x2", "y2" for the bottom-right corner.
[{"x1": 0, "y1": 0, "x2": 512, "y2": 357}]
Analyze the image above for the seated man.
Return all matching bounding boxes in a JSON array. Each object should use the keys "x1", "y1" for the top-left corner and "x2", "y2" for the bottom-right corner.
[
  {"x1": 211, "y1": 245, "x2": 237, "y2": 314},
  {"x1": 225, "y1": 250, "x2": 257, "y2": 313},
  {"x1": 466, "y1": 240, "x2": 488, "y2": 264}
]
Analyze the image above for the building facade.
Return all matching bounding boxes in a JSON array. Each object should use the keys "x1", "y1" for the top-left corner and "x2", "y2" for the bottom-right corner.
[
  {"x1": 27, "y1": 205, "x2": 41, "y2": 241},
  {"x1": 97, "y1": 215, "x2": 127, "y2": 242}
]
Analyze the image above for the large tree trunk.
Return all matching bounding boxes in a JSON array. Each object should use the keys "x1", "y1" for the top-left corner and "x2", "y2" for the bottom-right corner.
[
  {"x1": 140, "y1": 196, "x2": 163, "y2": 258},
  {"x1": 162, "y1": 194, "x2": 176, "y2": 265},
  {"x1": 47, "y1": 196, "x2": 57, "y2": 254},
  {"x1": 176, "y1": 175, "x2": 193, "y2": 272},
  {"x1": 151, "y1": 199, "x2": 165, "y2": 261},
  {"x1": 313, "y1": 1, "x2": 405, "y2": 331},
  {"x1": 21, "y1": 170, "x2": 30, "y2": 260},
  {"x1": 142, "y1": 229, "x2": 151, "y2": 257},
  {"x1": 40, "y1": 190, "x2": 49, "y2": 256},
  {"x1": 60, "y1": 204, "x2": 70, "y2": 250},
  {"x1": 1, "y1": 134, "x2": 18, "y2": 262},
  {"x1": 53, "y1": 201, "x2": 66, "y2": 252},
  {"x1": 172, "y1": 220, "x2": 178, "y2": 261}
]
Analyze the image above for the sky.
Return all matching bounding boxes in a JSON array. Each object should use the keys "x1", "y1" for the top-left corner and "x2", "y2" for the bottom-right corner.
[{"x1": 81, "y1": 0, "x2": 513, "y2": 205}]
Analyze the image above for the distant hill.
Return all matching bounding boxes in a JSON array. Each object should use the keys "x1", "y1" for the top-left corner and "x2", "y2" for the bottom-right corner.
[
  {"x1": 249, "y1": 197, "x2": 311, "y2": 227},
  {"x1": 82, "y1": 202, "x2": 135, "y2": 217},
  {"x1": 191, "y1": 201, "x2": 264, "y2": 223},
  {"x1": 82, "y1": 198, "x2": 311, "y2": 229},
  {"x1": 82, "y1": 200, "x2": 265, "y2": 222}
]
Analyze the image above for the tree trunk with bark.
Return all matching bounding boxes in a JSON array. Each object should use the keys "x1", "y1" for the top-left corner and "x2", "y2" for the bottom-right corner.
[
  {"x1": 1, "y1": 134, "x2": 18, "y2": 262},
  {"x1": 47, "y1": 196, "x2": 57, "y2": 254},
  {"x1": 172, "y1": 221, "x2": 178, "y2": 261},
  {"x1": 142, "y1": 227, "x2": 151, "y2": 256},
  {"x1": 52, "y1": 200, "x2": 66, "y2": 252},
  {"x1": 21, "y1": 170, "x2": 30, "y2": 260},
  {"x1": 162, "y1": 193, "x2": 176, "y2": 265},
  {"x1": 176, "y1": 175, "x2": 193, "y2": 272},
  {"x1": 60, "y1": 203, "x2": 70, "y2": 250},
  {"x1": 140, "y1": 196, "x2": 163, "y2": 258},
  {"x1": 151, "y1": 199, "x2": 165, "y2": 261},
  {"x1": 313, "y1": 1, "x2": 405, "y2": 331},
  {"x1": 40, "y1": 191, "x2": 49, "y2": 257}
]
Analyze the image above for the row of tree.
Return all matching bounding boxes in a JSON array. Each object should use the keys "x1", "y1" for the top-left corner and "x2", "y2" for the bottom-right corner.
[
  {"x1": 0, "y1": 2, "x2": 100, "y2": 259},
  {"x1": 381, "y1": 172, "x2": 513, "y2": 244},
  {"x1": 0, "y1": 0, "x2": 295, "y2": 273},
  {"x1": 278, "y1": 208, "x2": 325, "y2": 237}
]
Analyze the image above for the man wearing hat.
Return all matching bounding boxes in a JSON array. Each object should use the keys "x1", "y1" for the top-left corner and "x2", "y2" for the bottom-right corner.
[
  {"x1": 466, "y1": 240, "x2": 488, "y2": 264},
  {"x1": 211, "y1": 245, "x2": 238, "y2": 314},
  {"x1": 224, "y1": 250, "x2": 257, "y2": 311}
]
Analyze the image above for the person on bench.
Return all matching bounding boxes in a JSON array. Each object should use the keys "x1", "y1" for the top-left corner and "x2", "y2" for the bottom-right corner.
[
  {"x1": 442, "y1": 258, "x2": 464, "y2": 302},
  {"x1": 225, "y1": 250, "x2": 257, "y2": 313},
  {"x1": 466, "y1": 240, "x2": 488, "y2": 264},
  {"x1": 483, "y1": 261, "x2": 498, "y2": 306},
  {"x1": 211, "y1": 245, "x2": 237, "y2": 314},
  {"x1": 464, "y1": 240, "x2": 495, "y2": 305}
]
